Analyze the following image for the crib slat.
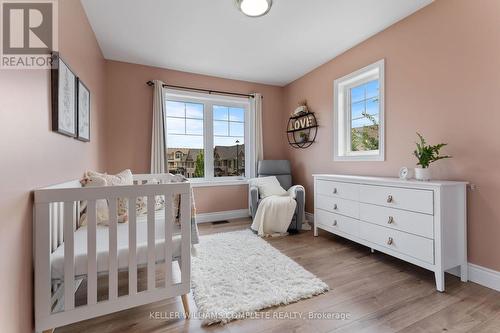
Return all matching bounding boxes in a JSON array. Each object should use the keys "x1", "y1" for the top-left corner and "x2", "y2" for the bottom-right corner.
[
  {"x1": 34, "y1": 203, "x2": 51, "y2": 323},
  {"x1": 58, "y1": 202, "x2": 64, "y2": 247},
  {"x1": 63, "y1": 201, "x2": 75, "y2": 311},
  {"x1": 164, "y1": 195, "x2": 173, "y2": 287},
  {"x1": 147, "y1": 195, "x2": 155, "y2": 291},
  {"x1": 49, "y1": 203, "x2": 55, "y2": 251},
  {"x1": 128, "y1": 197, "x2": 137, "y2": 295},
  {"x1": 108, "y1": 199, "x2": 118, "y2": 301},
  {"x1": 87, "y1": 200, "x2": 97, "y2": 305},
  {"x1": 180, "y1": 193, "x2": 191, "y2": 285}
]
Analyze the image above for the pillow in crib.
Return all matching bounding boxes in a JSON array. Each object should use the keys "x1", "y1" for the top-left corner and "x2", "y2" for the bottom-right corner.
[
  {"x1": 78, "y1": 173, "x2": 109, "y2": 226},
  {"x1": 135, "y1": 174, "x2": 187, "y2": 225},
  {"x1": 249, "y1": 176, "x2": 287, "y2": 199},
  {"x1": 87, "y1": 169, "x2": 133, "y2": 223},
  {"x1": 79, "y1": 169, "x2": 133, "y2": 226},
  {"x1": 135, "y1": 179, "x2": 166, "y2": 216}
]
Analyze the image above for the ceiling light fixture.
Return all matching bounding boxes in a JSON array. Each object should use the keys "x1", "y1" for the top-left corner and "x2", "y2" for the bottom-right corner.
[{"x1": 236, "y1": 0, "x2": 272, "y2": 17}]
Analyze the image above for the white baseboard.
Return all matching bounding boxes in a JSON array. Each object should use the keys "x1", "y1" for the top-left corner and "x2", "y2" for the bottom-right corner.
[
  {"x1": 467, "y1": 264, "x2": 500, "y2": 291},
  {"x1": 305, "y1": 212, "x2": 314, "y2": 223},
  {"x1": 306, "y1": 212, "x2": 500, "y2": 292},
  {"x1": 447, "y1": 263, "x2": 500, "y2": 292},
  {"x1": 196, "y1": 209, "x2": 249, "y2": 224}
]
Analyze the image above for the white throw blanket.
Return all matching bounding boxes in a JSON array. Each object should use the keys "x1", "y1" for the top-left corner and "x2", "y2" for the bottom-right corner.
[{"x1": 251, "y1": 186, "x2": 303, "y2": 236}]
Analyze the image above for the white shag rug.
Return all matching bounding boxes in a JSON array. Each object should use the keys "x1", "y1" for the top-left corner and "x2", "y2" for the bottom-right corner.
[{"x1": 191, "y1": 229, "x2": 329, "y2": 325}]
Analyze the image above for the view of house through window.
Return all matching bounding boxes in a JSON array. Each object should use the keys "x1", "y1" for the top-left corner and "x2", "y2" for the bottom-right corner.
[
  {"x1": 165, "y1": 94, "x2": 250, "y2": 180},
  {"x1": 213, "y1": 105, "x2": 245, "y2": 177},
  {"x1": 350, "y1": 79, "x2": 380, "y2": 152},
  {"x1": 166, "y1": 100, "x2": 205, "y2": 178}
]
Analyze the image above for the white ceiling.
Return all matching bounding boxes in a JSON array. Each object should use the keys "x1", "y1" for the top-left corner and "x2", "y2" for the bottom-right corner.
[{"x1": 81, "y1": 0, "x2": 432, "y2": 86}]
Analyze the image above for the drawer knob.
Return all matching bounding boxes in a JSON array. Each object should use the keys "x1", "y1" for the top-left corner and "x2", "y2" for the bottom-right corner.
[
  {"x1": 387, "y1": 237, "x2": 394, "y2": 245},
  {"x1": 333, "y1": 188, "x2": 338, "y2": 194},
  {"x1": 333, "y1": 204, "x2": 338, "y2": 210},
  {"x1": 388, "y1": 216, "x2": 394, "y2": 224},
  {"x1": 333, "y1": 220, "x2": 338, "y2": 226},
  {"x1": 387, "y1": 195, "x2": 393, "y2": 203}
]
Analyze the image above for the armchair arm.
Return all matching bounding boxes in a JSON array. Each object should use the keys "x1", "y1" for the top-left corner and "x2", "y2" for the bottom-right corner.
[
  {"x1": 249, "y1": 185, "x2": 260, "y2": 219},
  {"x1": 288, "y1": 186, "x2": 305, "y2": 228}
]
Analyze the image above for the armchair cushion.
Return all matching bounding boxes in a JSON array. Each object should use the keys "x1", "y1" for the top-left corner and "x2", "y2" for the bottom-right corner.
[
  {"x1": 249, "y1": 176, "x2": 287, "y2": 199},
  {"x1": 258, "y1": 160, "x2": 292, "y2": 190}
]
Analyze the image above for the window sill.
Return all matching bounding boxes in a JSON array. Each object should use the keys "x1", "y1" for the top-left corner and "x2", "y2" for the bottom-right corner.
[
  {"x1": 189, "y1": 178, "x2": 249, "y2": 188},
  {"x1": 334, "y1": 153, "x2": 385, "y2": 162}
]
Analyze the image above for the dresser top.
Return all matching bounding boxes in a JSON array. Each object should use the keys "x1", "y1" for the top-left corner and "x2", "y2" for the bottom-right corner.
[{"x1": 313, "y1": 174, "x2": 468, "y2": 187}]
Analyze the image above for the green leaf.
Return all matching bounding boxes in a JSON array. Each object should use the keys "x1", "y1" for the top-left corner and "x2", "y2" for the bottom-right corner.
[{"x1": 413, "y1": 133, "x2": 451, "y2": 167}]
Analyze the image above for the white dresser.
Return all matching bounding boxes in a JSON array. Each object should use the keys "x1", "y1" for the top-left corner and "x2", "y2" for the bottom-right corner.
[{"x1": 313, "y1": 174, "x2": 468, "y2": 291}]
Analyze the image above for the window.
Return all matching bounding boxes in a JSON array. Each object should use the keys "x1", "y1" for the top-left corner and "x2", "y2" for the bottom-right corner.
[
  {"x1": 166, "y1": 100, "x2": 204, "y2": 178},
  {"x1": 165, "y1": 90, "x2": 253, "y2": 183},
  {"x1": 333, "y1": 59, "x2": 385, "y2": 161}
]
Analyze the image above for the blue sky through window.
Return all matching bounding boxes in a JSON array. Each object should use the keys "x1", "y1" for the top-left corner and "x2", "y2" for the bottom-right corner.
[
  {"x1": 166, "y1": 101, "x2": 245, "y2": 149},
  {"x1": 166, "y1": 100, "x2": 204, "y2": 149},
  {"x1": 350, "y1": 79, "x2": 380, "y2": 129}
]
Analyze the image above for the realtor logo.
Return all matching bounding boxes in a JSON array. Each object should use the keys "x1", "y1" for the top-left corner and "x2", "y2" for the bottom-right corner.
[{"x1": 1, "y1": 0, "x2": 58, "y2": 69}]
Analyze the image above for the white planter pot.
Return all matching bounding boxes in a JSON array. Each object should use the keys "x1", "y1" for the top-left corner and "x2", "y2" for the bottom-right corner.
[{"x1": 415, "y1": 167, "x2": 431, "y2": 181}]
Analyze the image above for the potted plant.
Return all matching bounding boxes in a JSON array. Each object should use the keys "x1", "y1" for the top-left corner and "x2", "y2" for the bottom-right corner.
[
  {"x1": 299, "y1": 131, "x2": 309, "y2": 143},
  {"x1": 413, "y1": 133, "x2": 451, "y2": 181}
]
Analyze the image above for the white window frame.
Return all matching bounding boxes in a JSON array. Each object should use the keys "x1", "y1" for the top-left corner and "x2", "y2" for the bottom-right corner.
[
  {"x1": 165, "y1": 89, "x2": 254, "y2": 187},
  {"x1": 333, "y1": 59, "x2": 385, "y2": 161}
]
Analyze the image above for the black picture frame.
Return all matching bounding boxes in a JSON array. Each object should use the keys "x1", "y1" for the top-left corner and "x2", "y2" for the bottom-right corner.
[
  {"x1": 51, "y1": 52, "x2": 77, "y2": 137},
  {"x1": 76, "y1": 78, "x2": 91, "y2": 142}
]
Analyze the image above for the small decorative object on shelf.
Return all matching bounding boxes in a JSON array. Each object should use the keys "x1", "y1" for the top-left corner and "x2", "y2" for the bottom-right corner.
[
  {"x1": 413, "y1": 132, "x2": 451, "y2": 181},
  {"x1": 287, "y1": 101, "x2": 318, "y2": 149},
  {"x1": 399, "y1": 167, "x2": 411, "y2": 180}
]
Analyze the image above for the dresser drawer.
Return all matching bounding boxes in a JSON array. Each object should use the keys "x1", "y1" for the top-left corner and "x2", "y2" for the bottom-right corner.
[
  {"x1": 316, "y1": 194, "x2": 359, "y2": 219},
  {"x1": 316, "y1": 209, "x2": 360, "y2": 237},
  {"x1": 359, "y1": 203, "x2": 434, "y2": 239},
  {"x1": 359, "y1": 221, "x2": 434, "y2": 264},
  {"x1": 359, "y1": 185, "x2": 434, "y2": 215},
  {"x1": 316, "y1": 180, "x2": 359, "y2": 201}
]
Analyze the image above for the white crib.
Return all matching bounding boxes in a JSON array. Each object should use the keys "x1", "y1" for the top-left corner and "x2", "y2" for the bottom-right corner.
[{"x1": 34, "y1": 174, "x2": 191, "y2": 333}]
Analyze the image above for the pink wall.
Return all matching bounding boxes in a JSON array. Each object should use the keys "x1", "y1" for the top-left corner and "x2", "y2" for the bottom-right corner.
[
  {"x1": 282, "y1": 0, "x2": 500, "y2": 271},
  {"x1": 104, "y1": 60, "x2": 285, "y2": 213},
  {"x1": 3, "y1": 1, "x2": 500, "y2": 331},
  {"x1": 0, "y1": 1, "x2": 106, "y2": 331}
]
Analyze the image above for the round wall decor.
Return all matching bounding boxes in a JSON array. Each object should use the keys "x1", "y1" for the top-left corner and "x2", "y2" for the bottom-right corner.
[{"x1": 287, "y1": 111, "x2": 318, "y2": 149}]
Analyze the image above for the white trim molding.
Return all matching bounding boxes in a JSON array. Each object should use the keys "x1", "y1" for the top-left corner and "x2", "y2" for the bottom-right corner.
[
  {"x1": 467, "y1": 264, "x2": 500, "y2": 292},
  {"x1": 305, "y1": 212, "x2": 314, "y2": 224},
  {"x1": 447, "y1": 263, "x2": 500, "y2": 292},
  {"x1": 196, "y1": 209, "x2": 249, "y2": 224},
  {"x1": 165, "y1": 89, "x2": 255, "y2": 182},
  {"x1": 333, "y1": 59, "x2": 385, "y2": 161},
  {"x1": 190, "y1": 179, "x2": 248, "y2": 188}
]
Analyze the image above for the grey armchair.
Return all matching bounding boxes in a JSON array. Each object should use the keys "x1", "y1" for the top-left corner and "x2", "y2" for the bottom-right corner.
[{"x1": 249, "y1": 160, "x2": 305, "y2": 232}]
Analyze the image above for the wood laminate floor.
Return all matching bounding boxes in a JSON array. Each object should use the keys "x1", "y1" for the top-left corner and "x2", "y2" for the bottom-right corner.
[{"x1": 56, "y1": 218, "x2": 500, "y2": 333}]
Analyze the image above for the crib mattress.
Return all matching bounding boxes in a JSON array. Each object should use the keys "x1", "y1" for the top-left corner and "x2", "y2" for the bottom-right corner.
[{"x1": 50, "y1": 210, "x2": 184, "y2": 280}]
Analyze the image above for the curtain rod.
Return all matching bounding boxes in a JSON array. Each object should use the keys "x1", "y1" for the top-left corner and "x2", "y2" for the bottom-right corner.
[{"x1": 146, "y1": 80, "x2": 260, "y2": 99}]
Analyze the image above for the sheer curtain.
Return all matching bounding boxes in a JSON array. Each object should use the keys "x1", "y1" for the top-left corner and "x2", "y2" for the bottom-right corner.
[
  {"x1": 249, "y1": 93, "x2": 263, "y2": 215},
  {"x1": 252, "y1": 93, "x2": 264, "y2": 176},
  {"x1": 150, "y1": 80, "x2": 167, "y2": 173}
]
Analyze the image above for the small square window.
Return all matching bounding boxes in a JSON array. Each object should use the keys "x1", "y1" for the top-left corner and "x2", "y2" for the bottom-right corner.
[{"x1": 333, "y1": 59, "x2": 385, "y2": 161}]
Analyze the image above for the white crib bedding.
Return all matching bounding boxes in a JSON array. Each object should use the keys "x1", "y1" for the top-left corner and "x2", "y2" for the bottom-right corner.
[{"x1": 50, "y1": 210, "x2": 184, "y2": 280}]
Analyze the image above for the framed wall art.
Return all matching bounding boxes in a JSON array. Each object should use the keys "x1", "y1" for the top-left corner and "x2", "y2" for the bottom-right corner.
[
  {"x1": 51, "y1": 52, "x2": 77, "y2": 137},
  {"x1": 77, "y1": 78, "x2": 90, "y2": 142}
]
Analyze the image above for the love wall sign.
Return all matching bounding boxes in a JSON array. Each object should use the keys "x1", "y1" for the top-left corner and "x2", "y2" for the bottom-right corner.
[{"x1": 286, "y1": 112, "x2": 318, "y2": 149}]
